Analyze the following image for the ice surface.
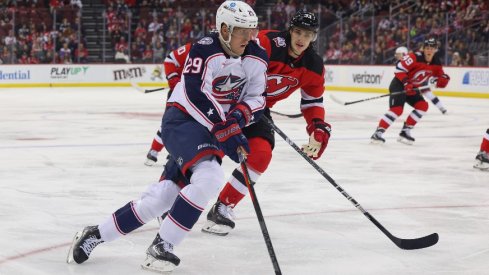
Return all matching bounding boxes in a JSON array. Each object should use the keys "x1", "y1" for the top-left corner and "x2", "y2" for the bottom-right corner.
[{"x1": 0, "y1": 88, "x2": 488, "y2": 275}]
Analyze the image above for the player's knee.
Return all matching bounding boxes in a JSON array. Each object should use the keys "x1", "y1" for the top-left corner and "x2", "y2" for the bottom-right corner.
[
  {"x1": 136, "y1": 180, "x2": 180, "y2": 221},
  {"x1": 189, "y1": 158, "x2": 224, "y2": 202},
  {"x1": 415, "y1": 101, "x2": 429, "y2": 112},
  {"x1": 247, "y1": 138, "x2": 272, "y2": 173},
  {"x1": 390, "y1": 106, "x2": 403, "y2": 116}
]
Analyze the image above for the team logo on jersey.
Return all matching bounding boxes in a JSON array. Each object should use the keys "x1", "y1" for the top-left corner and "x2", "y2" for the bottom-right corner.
[
  {"x1": 198, "y1": 37, "x2": 213, "y2": 45},
  {"x1": 272, "y1": 37, "x2": 286, "y2": 48},
  {"x1": 212, "y1": 74, "x2": 246, "y2": 103},
  {"x1": 266, "y1": 75, "x2": 299, "y2": 96},
  {"x1": 411, "y1": 70, "x2": 432, "y2": 85}
]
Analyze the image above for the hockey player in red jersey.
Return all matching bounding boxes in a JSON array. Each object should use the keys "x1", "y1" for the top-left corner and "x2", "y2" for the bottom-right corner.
[
  {"x1": 201, "y1": 10, "x2": 332, "y2": 236},
  {"x1": 474, "y1": 128, "x2": 489, "y2": 170},
  {"x1": 395, "y1": 46, "x2": 448, "y2": 115},
  {"x1": 370, "y1": 38, "x2": 450, "y2": 145},
  {"x1": 145, "y1": 43, "x2": 192, "y2": 166}
]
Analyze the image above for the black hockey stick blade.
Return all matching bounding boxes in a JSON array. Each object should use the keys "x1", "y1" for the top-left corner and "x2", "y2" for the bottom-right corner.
[
  {"x1": 366, "y1": 212, "x2": 439, "y2": 250},
  {"x1": 130, "y1": 81, "x2": 167, "y2": 93},
  {"x1": 143, "y1": 87, "x2": 167, "y2": 93},
  {"x1": 270, "y1": 110, "x2": 302, "y2": 118},
  {"x1": 392, "y1": 232, "x2": 439, "y2": 250}
]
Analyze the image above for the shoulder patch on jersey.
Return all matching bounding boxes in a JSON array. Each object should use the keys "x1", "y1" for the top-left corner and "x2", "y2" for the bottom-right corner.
[
  {"x1": 272, "y1": 36, "x2": 287, "y2": 48},
  {"x1": 197, "y1": 37, "x2": 213, "y2": 45}
]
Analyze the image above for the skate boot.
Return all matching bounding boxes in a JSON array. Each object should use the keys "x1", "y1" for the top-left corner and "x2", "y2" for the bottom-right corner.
[
  {"x1": 440, "y1": 107, "x2": 447, "y2": 114},
  {"x1": 370, "y1": 127, "x2": 386, "y2": 144},
  {"x1": 66, "y1": 226, "x2": 104, "y2": 264},
  {"x1": 145, "y1": 149, "x2": 158, "y2": 166},
  {"x1": 201, "y1": 200, "x2": 235, "y2": 236},
  {"x1": 141, "y1": 233, "x2": 180, "y2": 273},
  {"x1": 474, "y1": 151, "x2": 489, "y2": 171},
  {"x1": 397, "y1": 123, "x2": 415, "y2": 145}
]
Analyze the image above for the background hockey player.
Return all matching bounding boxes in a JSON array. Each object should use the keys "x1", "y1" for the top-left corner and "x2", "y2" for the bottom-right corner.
[
  {"x1": 474, "y1": 128, "x2": 489, "y2": 170},
  {"x1": 145, "y1": 42, "x2": 191, "y2": 166},
  {"x1": 201, "y1": 10, "x2": 332, "y2": 236},
  {"x1": 395, "y1": 46, "x2": 448, "y2": 115},
  {"x1": 370, "y1": 38, "x2": 450, "y2": 145},
  {"x1": 394, "y1": 46, "x2": 408, "y2": 61},
  {"x1": 67, "y1": 1, "x2": 268, "y2": 272}
]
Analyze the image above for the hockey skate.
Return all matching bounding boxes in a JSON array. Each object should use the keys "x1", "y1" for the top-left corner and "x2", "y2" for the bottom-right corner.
[
  {"x1": 66, "y1": 225, "x2": 104, "y2": 264},
  {"x1": 145, "y1": 149, "x2": 158, "y2": 166},
  {"x1": 370, "y1": 128, "x2": 386, "y2": 144},
  {"x1": 474, "y1": 151, "x2": 489, "y2": 171},
  {"x1": 201, "y1": 200, "x2": 235, "y2": 236},
  {"x1": 440, "y1": 107, "x2": 447, "y2": 114},
  {"x1": 141, "y1": 234, "x2": 180, "y2": 273},
  {"x1": 397, "y1": 123, "x2": 415, "y2": 145}
]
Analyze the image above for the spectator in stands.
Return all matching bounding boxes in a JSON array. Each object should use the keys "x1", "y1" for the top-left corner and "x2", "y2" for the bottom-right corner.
[
  {"x1": 4, "y1": 29, "x2": 16, "y2": 47},
  {"x1": 130, "y1": 42, "x2": 142, "y2": 63},
  {"x1": 17, "y1": 43, "x2": 30, "y2": 59},
  {"x1": 28, "y1": 53, "x2": 40, "y2": 64},
  {"x1": 189, "y1": 25, "x2": 203, "y2": 42},
  {"x1": 49, "y1": 0, "x2": 61, "y2": 14},
  {"x1": 59, "y1": 42, "x2": 72, "y2": 62},
  {"x1": 115, "y1": 0, "x2": 128, "y2": 17},
  {"x1": 71, "y1": 0, "x2": 82, "y2": 9},
  {"x1": 450, "y1": 52, "x2": 462, "y2": 66},
  {"x1": 31, "y1": 38, "x2": 44, "y2": 60},
  {"x1": 152, "y1": 40, "x2": 164, "y2": 63},
  {"x1": 74, "y1": 42, "x2": 88, "y2": 63},
  {"x1": 148, "y1": 17, "x2": 162, "y2": 34},
  {"x1": 134, "y1": 22, "x2": 147, "y2": 41},
  {"x1": 141, "y1": 43, "x2": 153, "y2": 63}
]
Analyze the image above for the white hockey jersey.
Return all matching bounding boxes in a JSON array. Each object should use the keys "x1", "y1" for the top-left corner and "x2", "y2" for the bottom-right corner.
[{"x1": 167, "y1": 33, "x2": 268, "y2": 131}]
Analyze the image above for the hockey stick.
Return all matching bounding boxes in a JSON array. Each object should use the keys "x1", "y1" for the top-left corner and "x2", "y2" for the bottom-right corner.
[
  {"x1": 264, "y1": 116, "x2": 439, "y2": 250},
  {"x1": 270, "y1": 110, "x2": 302, "y2": 118},
  {"x1": 329, "y1": 91, "x2": 406, "y2": 106},
  {"x1": 130, "y1": 81, "x2": 167, "y2": 94},
  {"x1": 239, "y1": 149, "x2": 282, "y2": 275}
]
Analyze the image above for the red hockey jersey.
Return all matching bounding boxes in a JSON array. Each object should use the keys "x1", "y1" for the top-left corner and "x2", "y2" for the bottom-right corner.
[
  {"x1": 164, "y1": 43, "x2": 191, "y2": 87},
  {"x1": 257, "y1": 30, "x2": 326, "y2": 125},
  {"x1": 394, "y1": 51, "x2": 445, "y2": 87}
]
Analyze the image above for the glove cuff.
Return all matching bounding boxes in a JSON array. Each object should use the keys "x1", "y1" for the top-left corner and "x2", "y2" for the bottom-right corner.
[
  {"x1": 228, "y1": 103, "x2": 252, "y2": 128},
  {"x1": 306, "y1": 119, "x2": 332, "y2": 136}
]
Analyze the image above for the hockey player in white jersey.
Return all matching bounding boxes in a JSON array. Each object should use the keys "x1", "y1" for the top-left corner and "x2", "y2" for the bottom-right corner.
[{"x1": 66, "y1": 1, "x2": 268, "y2": 273}]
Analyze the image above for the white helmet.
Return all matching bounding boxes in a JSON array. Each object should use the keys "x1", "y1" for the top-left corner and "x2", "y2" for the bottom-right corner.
[
  {"x1": 215, "y1": 1, "x2": 258, "y2": 56},
  {"x1": 395, "y1": 46, "x2": 408, "y2": 55},
  {"x1": 216, "y1": 1, "x2": 258, "y2": 33}
]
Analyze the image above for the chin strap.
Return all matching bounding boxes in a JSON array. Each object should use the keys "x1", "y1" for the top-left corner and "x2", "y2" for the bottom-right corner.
[{"x1": 219, "y1": 26, "x2": 241, "y2": 57}]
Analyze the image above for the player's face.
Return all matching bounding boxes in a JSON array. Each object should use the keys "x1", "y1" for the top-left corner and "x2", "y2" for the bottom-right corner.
[
  {"x1": 230, "y1": 27, "x2": 258, "y2": 55},
  {"x1": 423, "y1": 46, "x2": 437, "y2": 62},
  {"x1": 289, "y1": 27, "x2": 316, "y2": 56},
  {"x1": 395, "y1": 53, "x2": 403, "y2": 61}
]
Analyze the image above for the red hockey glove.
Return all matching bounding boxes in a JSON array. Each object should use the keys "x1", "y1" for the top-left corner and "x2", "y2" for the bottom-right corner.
[
  {"x1": 167, "y1": 76, "x2": 181, "y2": 90},
  {"x1": 227, "y1": 103, "x2": 252, "y2": 129},
  {"x1": 404, "y1": 82, "x2": 416, "y2": 96},
  {"x1": 436, "y1": 74, "x2": 450, "y2": 88},
  {"x1": 302, "y1": 119, "x2": 332, "y2": 160},
  {"x1": 212, "y1": 118, "x2": 250, "y2": 163}
]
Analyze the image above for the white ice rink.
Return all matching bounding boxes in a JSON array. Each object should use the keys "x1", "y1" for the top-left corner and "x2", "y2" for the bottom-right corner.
[{"x1": 0, "y1": 87, "x2": 488, "y2": 275}]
